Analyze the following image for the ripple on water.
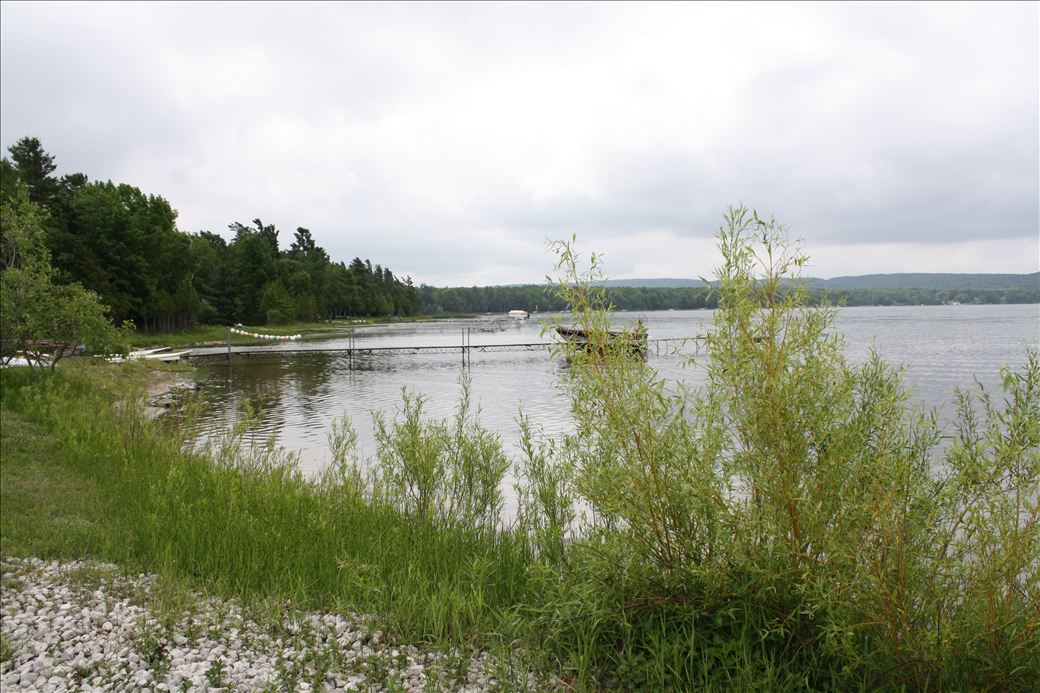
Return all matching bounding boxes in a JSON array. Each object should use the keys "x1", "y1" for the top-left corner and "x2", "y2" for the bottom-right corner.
[{"x1": 187, "y1": 305, "x2": 1039, "y2": 476}]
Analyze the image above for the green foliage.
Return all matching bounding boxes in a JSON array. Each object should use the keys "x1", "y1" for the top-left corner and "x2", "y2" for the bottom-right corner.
[
  {"x1": 373, "y1": 373, "x2": 510, "y2": 532},
  {"x1": 5, "y1": 137, "x2": 58, "y2": 207},
  {"x1": 0, "y1": 362, "x2": 531, "y2": 647},
  {"x1": 2, "y1": 137, "x2": 419, "y2": 331},
  {"x1": 187, "y1": 217, "x2": 419, "y2": 325},
  {"x1": 320, "y1": 413, "x2": 364, "y2": 497},
  {"x1": 2, "y1": 181, "x2": 51, "y2": 272},
  {"x1": 524, "y1": 206, "x2": 1039, "y2": 689},
  {"x1": 417, "y1": 279, "x2": 1038, "y2": 315},
  {"x1": 514, "y1": 412, "x2": 573, "y2": 567},
  {"x1": 1, "y1": 187, "x2": 126, "y2": 371},
  {"x1": 0, "y1": 374, "x2": 125, "y2": 559}
]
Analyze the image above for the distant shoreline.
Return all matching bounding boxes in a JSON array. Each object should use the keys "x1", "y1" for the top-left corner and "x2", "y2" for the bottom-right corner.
[{"x1": 416, "y1": 282, "x2": 1039, "y2": 315}]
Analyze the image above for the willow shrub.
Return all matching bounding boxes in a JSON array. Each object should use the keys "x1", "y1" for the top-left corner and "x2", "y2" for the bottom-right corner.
[
  {"x1": 372, "y1": 372, "x2": 511, "y2": 533},
  {"x1": 533, "y1": 207, "x2": 1039, "y2": 689}
]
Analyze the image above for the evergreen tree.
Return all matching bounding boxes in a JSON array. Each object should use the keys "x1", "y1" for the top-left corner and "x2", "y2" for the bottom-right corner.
[
  {"x1": 6, "y1": 137, "x2": 59, "y2": 208},
  {"x1": 2, "y1": 137, "x2": 427, "y2": 327}
]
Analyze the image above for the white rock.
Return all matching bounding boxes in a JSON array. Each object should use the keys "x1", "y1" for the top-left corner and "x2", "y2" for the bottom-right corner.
[{"x1": 0, "y1": 556, "x2": 562, "y2": 693}]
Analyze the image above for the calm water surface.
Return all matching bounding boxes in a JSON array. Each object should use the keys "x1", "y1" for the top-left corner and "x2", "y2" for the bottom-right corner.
[{"x1": 189, "y1": 304, "x2": 1039, "y2": 476}]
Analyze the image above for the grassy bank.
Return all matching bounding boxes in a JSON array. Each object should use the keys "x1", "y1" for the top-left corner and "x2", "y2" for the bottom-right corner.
[
  {"x1": 126, "y1": 315, "x2": 480, "y2": 350},
  {"x1": 3, "y1": 213, "x2": 1037, "y2": 690},
  {"x1": 0, "y1": 363, "x2": 531, "y2": 648},
  {"x1": 6, "y1": 356, "x2": 1036, "y2": 691},
  {"x1": 126, "y1": 322, "x2": 341, "y2": 349}
]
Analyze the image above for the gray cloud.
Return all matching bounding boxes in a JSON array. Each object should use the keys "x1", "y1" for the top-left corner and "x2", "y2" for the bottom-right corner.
[{"x1": 2, "y1": 1, "x2": 1036, "y2": 285}]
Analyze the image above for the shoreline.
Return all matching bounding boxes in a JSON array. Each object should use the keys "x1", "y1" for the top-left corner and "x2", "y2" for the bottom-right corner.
[{"x1": 143, "y1": 371, "x2": 197, "y2": 419}]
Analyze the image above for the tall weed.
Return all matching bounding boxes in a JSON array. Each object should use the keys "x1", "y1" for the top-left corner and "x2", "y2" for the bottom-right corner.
[
  {"x1": 514, "y1": 411, "x2": 575, "y2": 566},
  {"x1": 0, "y1": 361, "x2": 531, "y2": 647},
  {"x1": 532, "y1": 206, "x2": 1039, "y2": 689},
  {"x1": 374, "y1": 372, "x2": 510, "y2": 533}
]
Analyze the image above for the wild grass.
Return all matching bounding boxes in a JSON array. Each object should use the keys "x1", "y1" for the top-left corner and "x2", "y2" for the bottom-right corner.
[
  {"x1": 1, "y1": 205, "x2": 1036, "y2": 690},
  {"x1": 125, "y1": 315, "x2": 471, "y2": 349},
  {"x1": 0, "y1": 363, "x2": 533, "y2": 650},
  {"x1": 0, "y1": 406, "x2": 127, "y2": 560}
]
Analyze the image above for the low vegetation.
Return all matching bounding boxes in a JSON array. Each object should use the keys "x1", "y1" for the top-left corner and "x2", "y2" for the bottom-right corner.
[{"x1": 2, "y1": 206, "x2": 1036, "y2": 690}]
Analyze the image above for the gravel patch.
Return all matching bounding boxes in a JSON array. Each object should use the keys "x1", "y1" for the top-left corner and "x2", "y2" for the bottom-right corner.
[{"x1": 1, "y1": 557, "x2": 557, "y2": 691}]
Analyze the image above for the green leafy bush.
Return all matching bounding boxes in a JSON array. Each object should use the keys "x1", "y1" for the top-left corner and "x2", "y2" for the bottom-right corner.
[
  {"x1": 528, "y1": 206, "x2": 1039, "y2": 689},
  {"x1": 373, "y1": 373, "x2": 510, "y2": 532}
]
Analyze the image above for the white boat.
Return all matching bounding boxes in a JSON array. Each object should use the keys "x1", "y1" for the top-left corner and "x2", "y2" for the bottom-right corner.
[{"x1": 508, "y1": 310, "x2": 529, "y2": 321}]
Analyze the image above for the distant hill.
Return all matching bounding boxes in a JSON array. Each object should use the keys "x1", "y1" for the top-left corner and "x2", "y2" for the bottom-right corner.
[
  {"x1": 597, "y1": 278, "x2": 707, "y2": 288},
  {"x1": 422, "y1": 273, "x2": 1039, "y2": 313},
  {"x1": 809, "y1": 273, "x2": 1040, "y2": 290},
  {"x1": 599, "y1": 273, "x2": 1040, "y2": 291}
]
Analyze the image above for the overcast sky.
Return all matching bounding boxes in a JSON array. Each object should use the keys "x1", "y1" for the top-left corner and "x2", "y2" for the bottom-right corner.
[{"x1": 2, "y1": 2, "x2": 1037, "y2": 286}]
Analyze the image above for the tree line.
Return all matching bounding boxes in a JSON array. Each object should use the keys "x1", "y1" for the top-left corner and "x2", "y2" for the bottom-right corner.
[
  {"x1": 418, "y1": 282, "x2": 1038, "y2": 315},
  {"x1": 0, "y1": 137, "x2": 419, "y2": 330}
]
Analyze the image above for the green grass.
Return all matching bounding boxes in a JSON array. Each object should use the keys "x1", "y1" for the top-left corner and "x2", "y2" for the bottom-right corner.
[
  {"x1": 125, "y1": 316, "x2": 474, "y2": 349},
  {"x1": 0, "y1": 407, "x2": 128, "y2": 560},
  {"x1": 0, "y1": 362, "x2": 877, "y2": 690},
  {"x1": 125, "y1": 322, "x2": 335, "y2": 349},
  {"x1": 0, "y1": 363, "x2": 533, "y2": 649}
]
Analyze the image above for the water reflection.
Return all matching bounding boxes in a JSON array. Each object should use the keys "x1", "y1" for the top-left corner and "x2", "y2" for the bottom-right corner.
[{"x1": 188, "y1": 305, "x2": 1039, "y2": 477}]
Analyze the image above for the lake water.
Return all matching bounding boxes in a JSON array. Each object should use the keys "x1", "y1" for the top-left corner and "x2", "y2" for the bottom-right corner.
[{"x1": 188, "y1": 304, "x2": 1039, "y2": 476}]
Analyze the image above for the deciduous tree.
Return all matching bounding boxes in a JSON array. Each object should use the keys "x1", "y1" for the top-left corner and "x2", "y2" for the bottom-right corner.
[{"x1": 1, "y1": 187, "x2": 124, "y2": 371}]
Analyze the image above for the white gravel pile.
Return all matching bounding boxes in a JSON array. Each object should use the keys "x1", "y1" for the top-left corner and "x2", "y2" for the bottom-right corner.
[{"x1": 1, "y1": 557, "x2": 557, "y2": 692}]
